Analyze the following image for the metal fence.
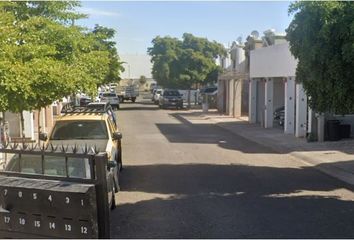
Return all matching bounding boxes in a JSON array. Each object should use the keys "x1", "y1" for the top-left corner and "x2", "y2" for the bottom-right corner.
[{"x1": 0, "y1": 143, "x2": 110, "y2": 238}]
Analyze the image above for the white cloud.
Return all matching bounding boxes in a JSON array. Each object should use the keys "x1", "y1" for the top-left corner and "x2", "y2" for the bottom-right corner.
[{"x1": 80, "y1": 7, "x2": 120, "y2": 17}]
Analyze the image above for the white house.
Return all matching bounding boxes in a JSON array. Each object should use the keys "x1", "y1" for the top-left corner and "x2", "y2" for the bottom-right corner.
[{"x1": 248, "y1": 30, "x2": 309, "y2": 138}]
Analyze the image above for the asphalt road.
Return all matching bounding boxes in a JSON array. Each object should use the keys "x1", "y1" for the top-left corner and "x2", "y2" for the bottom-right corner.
[{"x1": 110, "y1": 97, "x2": 354, "y2": 238}]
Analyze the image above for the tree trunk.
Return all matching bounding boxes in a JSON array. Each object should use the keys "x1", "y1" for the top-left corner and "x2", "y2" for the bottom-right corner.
[
  {"x1": 38, "y1": 108, "x2": 41, "y2": 143},
  {"x1": 19, "y1": 112, "x2": 25, "y2": 139},
  {"x1": 0, "y1": 112, "x2": 3, "y2": 148}
]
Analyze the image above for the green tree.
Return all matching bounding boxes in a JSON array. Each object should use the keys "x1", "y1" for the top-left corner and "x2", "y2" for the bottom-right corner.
[
  {"x1": 91, "y1": 24, "x2": 124, "y2": 84},
  {"x1": 286, "y1": 1, "x2": 354, "y2": 114},
  {"x1": 0, "y1": 1, "x2": 123, "y2": 137},
  {"x1": 148, "y1": 33, "x2": 226, "y2": 89}
]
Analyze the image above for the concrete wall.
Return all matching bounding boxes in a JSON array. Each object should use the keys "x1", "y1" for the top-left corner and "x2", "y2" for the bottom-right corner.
[
  {"x1": 5, "y1": 111, "x2": 34, "y2": 139},
  {"x1": 273, "y1": 78, "x2": 285, "y2": 111},
  {"x1": 233, "y1": 80, "x2": 242, "y2": 117},
  {"x1": 250, "y1": 42, "x2": 297, "y2": 78},
  {"x1": 256, "y1": 80, "x2": 265, "y2": 125},
  {"x1": 6, "y1": 112, "x2": 20, "y2": 137},
  {"x1": 241, "y1": 80, "x2": 249, "y2": 116},
  {"x1": 217, "y1": 80, "x2": 225, "y2": 113}
]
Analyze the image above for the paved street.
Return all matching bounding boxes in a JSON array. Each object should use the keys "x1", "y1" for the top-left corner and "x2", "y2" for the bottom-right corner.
[{"x1": 111, "y1": 98, "x2": 354, "y2": 238}]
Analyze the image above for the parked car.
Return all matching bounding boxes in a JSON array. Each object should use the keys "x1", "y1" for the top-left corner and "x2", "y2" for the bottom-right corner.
[
  {"x1": 116, "y1": 85, "x2": 139, "y2": 103},
  {"x1": 198, "y1": 86, "x2": 218, "y2": 105},
  {"x1": 100, "y1": 92, "x2": 120, "y2": 109},
  {"x1": 159, "y1": 89, "x2": 183, "y2": 109},
  {"x1": 39, "y1": 102, "x2": 123, "y2": 209},
  {"x1": 274, "y1": 106, "x2": 285, "y2": 126},
  {"x1": 79, "y1": 96, "x2": 92, "y2": 107},
  {"x1": 152, "y1": 89, "x2": 163, "y2": 104},
  {"x1": 109, "y1": 82, "x2": 118, "y2": 88}
]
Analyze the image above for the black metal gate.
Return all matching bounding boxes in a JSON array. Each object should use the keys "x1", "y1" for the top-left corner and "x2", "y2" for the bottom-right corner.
[{"x1": 0, "y1": 143, "x2": 110, "y2": 238}]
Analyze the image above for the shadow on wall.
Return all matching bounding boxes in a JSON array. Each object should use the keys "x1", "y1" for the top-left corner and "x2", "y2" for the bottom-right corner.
[{"x1": 112, "y1": 163, "x2": 354, "y2": 238}]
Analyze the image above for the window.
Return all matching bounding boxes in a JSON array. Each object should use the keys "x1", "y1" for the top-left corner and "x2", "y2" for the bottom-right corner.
[
  {"x1": 163, "y1": 91, "x2": 180, "y2": 96},
  {"x1": 50, "y1": 120, "x2": 109, "y2": 140},
  {"x1": 102, "y1": 93, "x2": 117, "y2": 97},
  {"x1": 5, "y1": 154, "x2": 92, "y2": 179}
]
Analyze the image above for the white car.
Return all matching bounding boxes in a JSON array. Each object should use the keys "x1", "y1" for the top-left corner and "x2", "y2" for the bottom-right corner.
[
  {"x1": 101, "y1": 92, "x2": 120, "y2": 109},
  {"x1": 152, "y1": 89, "x2": 163, "y2": 104}
]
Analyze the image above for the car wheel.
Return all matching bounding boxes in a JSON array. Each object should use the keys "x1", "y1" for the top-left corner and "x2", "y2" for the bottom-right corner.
[
  {"x1": 132, "y1": 97, "x2": 136, "y2": 103},
  {"x1": 117, "y1": 104, "x2": 120, "y2": 110}
]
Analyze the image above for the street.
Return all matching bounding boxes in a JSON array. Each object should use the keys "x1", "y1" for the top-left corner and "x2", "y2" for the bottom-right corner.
[{"x1": 111, "y1": 98, "x2": 354, "y2": 238}]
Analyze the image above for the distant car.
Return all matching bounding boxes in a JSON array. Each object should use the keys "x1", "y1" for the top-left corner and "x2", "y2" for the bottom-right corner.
[
  {"x1": 79, "y1": 96, "x2": 92, "y2": 107},
  {"x1": 198, "y1": 86, "x2": 218, "y2": 104},
  {"x1": 159, "y1": 89, "x2": 183, "y2": 109},
  {"x1": 101, "y1": 92, "x2": 120, "y2": 110},
  {"x1": 152, "y1": 89, "x2": 163, "y2": 104},
  {"x1": 109, "y1": 83, "x2": 118, "y2": 88},
  {"x1": 274, "y1": 106, "x2": 285, "y2": 126}
]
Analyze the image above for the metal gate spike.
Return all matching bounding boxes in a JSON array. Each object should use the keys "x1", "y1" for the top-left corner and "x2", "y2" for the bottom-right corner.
[
  {"x1": 84, "y1": 143, "x2": 88, "y2": 154},
  {"x1": 21, "y1": 143, "x2": 28, "y2": 150},
  {"x1": 94, "y1": 145, "x2": 100, "y2": 154},
  {"x1": 71, "y1": 144, "x2": 77, "y2": 154},
  {"x1": 10, "y1": 143, "x2": 18, "y2": 150},
  {"x1": 50, "y1": 143, "x2": 55, "y2": 152},
  {"x1": 41, "y1": 142, "x2": 46, "y2": 151},
  {"x1": 30, "y1": 143, "x2": 38, "y2": 151},
  {"x1": 61, "y1": 144, "x2": 65, "y2": 153}
]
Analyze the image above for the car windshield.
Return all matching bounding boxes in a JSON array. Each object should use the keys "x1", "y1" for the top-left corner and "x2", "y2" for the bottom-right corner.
[
  {"x1": 163, "y1": 91, "x2": 180, "y2": 96},
  {"x1": 5, "y1": 154, "x2": 91, "y2": 179},
  {"x1": 204, "y1": 87, "x2": 217, "y2": 93},
  {"x1": 50, "y1": 120, "x2": 108, "y2": 140},
  {"x1": 102, "y1": 93, "x2": 116, "y2": 97}
]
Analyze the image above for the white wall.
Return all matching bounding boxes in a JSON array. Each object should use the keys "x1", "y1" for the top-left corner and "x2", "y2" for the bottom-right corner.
[
  {"x1": 250, "y1": 42, "x2": 297, "y2": 78},
  {"x1": 23, "y1": 111, "x2": 34, "y2": 140},
  {"x1": 120, "y1": 54, "x2": 152, "y2": 79}
]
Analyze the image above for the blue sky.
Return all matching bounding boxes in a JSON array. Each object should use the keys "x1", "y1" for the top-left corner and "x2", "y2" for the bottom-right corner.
[{"x1": 77, "y1": 1, "x2": 293, "y2": 55}]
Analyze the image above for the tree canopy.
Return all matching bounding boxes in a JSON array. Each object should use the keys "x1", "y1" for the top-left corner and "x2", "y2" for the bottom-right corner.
[
  {"x1": 0, "y1": 1, "x2": 124, "y2": 115},
  {"x1": 286, "y1": 1, "x2": 354, "y2": 114},
  {"x1": 148, "y1": 33, "x2": 226, "y2": 89}
]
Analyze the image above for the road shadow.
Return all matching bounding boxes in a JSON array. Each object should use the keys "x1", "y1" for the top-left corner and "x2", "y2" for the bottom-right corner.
[
  {"x1": 111, "y1": 163, "x2": 354, "y2": 238},
  {"x1": 156, "y1": 113, "x2": 275, "y2": 154},
  {"x1": 169, "y1": 111, "x2": 354, "y2": 155}
]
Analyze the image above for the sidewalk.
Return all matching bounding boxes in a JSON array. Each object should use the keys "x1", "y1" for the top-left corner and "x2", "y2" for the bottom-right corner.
[{"x1": 183, "y1": 109, "x2": 354, "y2": 186}]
